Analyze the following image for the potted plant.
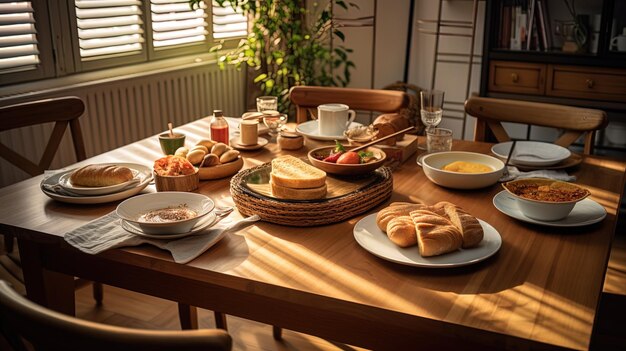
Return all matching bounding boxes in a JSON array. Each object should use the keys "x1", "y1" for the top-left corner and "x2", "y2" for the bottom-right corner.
[{"x1": 191, "y1": 0, "x2": 357, "y2": 113}]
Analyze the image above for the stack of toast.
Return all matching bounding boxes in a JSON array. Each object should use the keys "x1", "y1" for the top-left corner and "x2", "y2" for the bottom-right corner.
[{"x1": 270, "y1": 155, "x2": 327, "y2": 200}]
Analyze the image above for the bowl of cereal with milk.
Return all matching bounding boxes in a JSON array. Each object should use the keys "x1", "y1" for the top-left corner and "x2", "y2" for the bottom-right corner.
[
  {"x1": 116, "y1": 192, "x2": 214, "y2": 234},
  {"x1": 421, "y1": 151, "x2": 505, "y2": 189}
]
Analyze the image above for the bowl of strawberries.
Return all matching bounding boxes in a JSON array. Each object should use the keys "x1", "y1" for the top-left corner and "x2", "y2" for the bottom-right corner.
[{"x1": 308, "y1": 141, "x2": 387, "y2": 176}]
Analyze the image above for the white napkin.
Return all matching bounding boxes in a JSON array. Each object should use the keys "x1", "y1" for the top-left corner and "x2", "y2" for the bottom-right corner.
[
  {"x1": 499, "y1": 166, "x2": 576, "y2": 183},
  {"x1": 64, "y1": 211, "x2": 260, "y2": 264}
]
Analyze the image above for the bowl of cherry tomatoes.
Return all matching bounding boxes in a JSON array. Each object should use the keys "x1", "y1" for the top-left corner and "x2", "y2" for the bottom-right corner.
[{"x1": 308, "y1": 142, "x2": 387, "y2": 175}]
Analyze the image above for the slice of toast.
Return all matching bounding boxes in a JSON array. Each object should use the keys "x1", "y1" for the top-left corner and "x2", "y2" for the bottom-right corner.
[
  {"x1": 270, "y1": 155, "x2": 326, "y2": 189},
  {"x1": 270, "y1": 180, "x2": 327, "y2": 200}
]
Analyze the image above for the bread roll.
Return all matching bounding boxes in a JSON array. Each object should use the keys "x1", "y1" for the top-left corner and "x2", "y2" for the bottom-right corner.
[
  {"x1": 410, "y1": 209, "x2": 462, "y2": 257},
  {"x1": 69, "y1": 165, "x2": 133, "y2": 187},
  {"x1": 270, "y1": 180, "x2": 327, "y2": 200},
  {"x1": 373, "y1": 113, "x2": 411, "y2": 145},
  {"x1": 441, "y1": 203, "x2": 484, "y2": 248},
  {"x1": 386, "y1": 216, "x2": 417, "y2": 247},
  {"x1": 375, "y1": 202, "x2": 427, "y2": 232}
]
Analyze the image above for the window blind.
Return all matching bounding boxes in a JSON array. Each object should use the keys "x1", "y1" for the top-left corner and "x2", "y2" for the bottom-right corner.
[
  {"x1": 212, "y1": 1, "x2": 246, "y2": 40},
  {"x1": 75, "y1": 0, "x2": 144, "y2": 59},
  {"x1": 150, "y1": 0, "x2": 208, "y2": 48},
  {"x1": 0, "y1": 1, "x2": 40, "y2": 72}
]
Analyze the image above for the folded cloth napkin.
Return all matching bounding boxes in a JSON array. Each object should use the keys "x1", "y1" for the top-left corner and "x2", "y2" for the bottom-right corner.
[
  {"x1": 64, "y1": 211, "x2": 260, "y2": 264},
  {"x1": 499, "y1": 166, "x2": 576, "y2": 183}
]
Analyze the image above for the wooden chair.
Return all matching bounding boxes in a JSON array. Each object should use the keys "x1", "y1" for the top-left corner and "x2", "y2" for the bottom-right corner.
[
  {"x1": 0, "y1": 97, "x2": 105, "y2": 305},
  {"x1": 464, "y1": 96, "x2": 608, "y2": 154},
  {"x1": 0, "y1": 280, "x2": 232, "y2": 351},
  {"x1": 289, "y1": 86, "x2": 411, "y2": 123}
]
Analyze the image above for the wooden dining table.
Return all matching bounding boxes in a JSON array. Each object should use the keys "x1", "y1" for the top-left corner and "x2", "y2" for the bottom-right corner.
[{"x1": 0, "y1": 117, "x2": 624, "y2": 351}]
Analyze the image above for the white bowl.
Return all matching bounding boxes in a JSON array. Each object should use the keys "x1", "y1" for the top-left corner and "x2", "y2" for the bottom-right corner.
[
  {"x1": 421, "y1": 151, "x2": 505, "y2": 189},
  {"x1": 116, "y1": 192, "x2": 214, "y2": 234},
  {"x1": 502, "y1": 178, "x2": 590, "y2": 221}
]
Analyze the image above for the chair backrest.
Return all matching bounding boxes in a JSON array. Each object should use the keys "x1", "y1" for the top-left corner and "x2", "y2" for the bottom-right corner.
[
  {"x1": 0, "y1": 281, "x2": 232, "y2": 351},
  {"x1": 0, "y1": 97, "x2": 87, "y2": 176},
  {"x1": 464, "y1": 96, "x2": 608, "y2": 154},
  {"x1": 289, "y1": 86, "x2": 410, "y2": 123}
]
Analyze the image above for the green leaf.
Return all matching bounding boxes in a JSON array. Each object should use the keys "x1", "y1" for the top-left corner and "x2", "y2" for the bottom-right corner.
[
  {"x1": 334, "y1": 30, "x2": 345, "y2": 41},
  {"x1": 254, "y1": 73, "x2": 268, "y2": 83}
]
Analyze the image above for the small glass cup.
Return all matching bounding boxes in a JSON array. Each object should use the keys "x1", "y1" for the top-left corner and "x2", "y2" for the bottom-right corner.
[
  {"x1": 158, "y1": 133, "x2": 185, "y2": 155},
  {"x1": 256, "y1": 96, "x2": 278, "y2": 112},
  {"x1": 427, "y1": 128, "x2": 453, "y2": 153}
]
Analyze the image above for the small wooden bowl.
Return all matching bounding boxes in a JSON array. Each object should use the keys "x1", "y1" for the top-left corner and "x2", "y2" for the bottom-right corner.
[
  {"x1": 154, "y1": 169, "x2": 199, "y2": 192},
  {"x1": 198, "y1": 156, "x2": 244, "y2": 180},
  {"x1": 308, "y1": 146, "x2": 386, "y2": 175}
]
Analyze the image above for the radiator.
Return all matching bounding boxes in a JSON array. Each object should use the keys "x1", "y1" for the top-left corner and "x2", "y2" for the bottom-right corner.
[{"x1": 0, "y1": 64, "x2": 246, "y2": 187}]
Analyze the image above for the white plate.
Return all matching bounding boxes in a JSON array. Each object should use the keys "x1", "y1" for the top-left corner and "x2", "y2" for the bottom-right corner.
[
  {"x1": 58, "y1": 166, "x2": 143, "y2": 196},
  {"x1": 40, "y1": 163, "x2": 152, "y2": 204},
  {"x1": 353, "y1": 213, "x2": 502, "y2": 268},
  {"x1": 492, "y1": 191, "x2": 607, "y2": 227},
  {"x1": 295, "y1": 120, "x2": 363, "y2": 141},
  {"x1": 491, "y1": 141, "x2": 571, "y2": 167},
  {"x1": 121, "y1": 212, "x2": 217, "y2": 239}
]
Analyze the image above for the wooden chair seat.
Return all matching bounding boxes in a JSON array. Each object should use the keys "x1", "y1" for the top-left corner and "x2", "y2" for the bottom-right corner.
[
  {"x1": 464, "y1": 96, "x2": 608, "y2": 154},
  {"x1": 289, "y1": 86, "x2": 410, "y2": 123},
  {"x1": 0, "y1": 280, "x2": 232, "y2": 351}
]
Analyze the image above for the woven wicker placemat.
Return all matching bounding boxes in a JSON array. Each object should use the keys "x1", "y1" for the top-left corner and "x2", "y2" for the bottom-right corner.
[{"x1": 230, "y1": 164, "x2": 393, "y2": 226}]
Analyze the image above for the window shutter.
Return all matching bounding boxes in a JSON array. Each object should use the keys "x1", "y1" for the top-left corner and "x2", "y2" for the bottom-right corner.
[
  {"x1": 0, "y1": 1, "x2": 40, "y2": 72},
  {"x1": 75, "y1": 0, "x2": 145, "y2": 60},
  {"x1": 150, "y1": 0, "x2": 208, "y2": 48},
  {"x1": 212, "y1": 1, "x2": 246, "y2": 40}
]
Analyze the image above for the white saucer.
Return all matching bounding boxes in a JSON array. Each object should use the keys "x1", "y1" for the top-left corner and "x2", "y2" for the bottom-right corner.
[
  {"x1": 229, "y1": 137, "x2": 268, "y2": 151},
  {"x1": 295, "y1": 120, "x2": 363, "y2": 141},
  {"x1": 121, "y1": 212, "x2": 217, "y2": 239},
  {"x1": 492, "y1": 190, "x2": 607, "y2": 227},
  {"x1": 491, "y1": 141, "x2": 571, "y2": 167}
]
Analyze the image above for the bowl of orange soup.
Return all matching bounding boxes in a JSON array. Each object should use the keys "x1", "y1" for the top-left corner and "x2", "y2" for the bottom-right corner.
[{"x1": 421, "y1": 151, "x2": 505, "y2": 189}]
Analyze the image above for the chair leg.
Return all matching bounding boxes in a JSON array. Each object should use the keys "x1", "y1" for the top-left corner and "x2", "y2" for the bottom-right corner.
[
  {"x1": 214, "y1": 312, "x2": 228, "y2": 330},
  {"x1": 92, "y1": 282, "x2": 103, "y2": 305},
  {"x1": 178, "y1": 303, "x2": 198, "y2": 330},
  {"x1": 273, "y1": 326, "x2": 283, "y2": 340},
  {"x1": 3, "y1": 234, "x2": 14, "y2": 253}
]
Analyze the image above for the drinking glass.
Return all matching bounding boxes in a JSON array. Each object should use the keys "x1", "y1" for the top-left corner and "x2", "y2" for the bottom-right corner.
[
  {"x1": 262, "y1": 113, "x2": 287, "y2": 142},
  {"x1": 420, "y1": 90, "x2": 444, "y2": 133},
  {"x1": 256, "y1": 96, "x2": 278, "y2": 112},
  {"x1": 427, "y1": 128, "x2": 453, "y2": 153}
]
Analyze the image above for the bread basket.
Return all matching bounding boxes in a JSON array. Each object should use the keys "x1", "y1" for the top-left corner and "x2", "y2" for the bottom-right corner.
[{"x1": 154, "y1": 169, "x2": 200, "y2": 192}]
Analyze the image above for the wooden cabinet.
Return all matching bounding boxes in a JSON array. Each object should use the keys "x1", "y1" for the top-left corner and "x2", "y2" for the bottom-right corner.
[{"x1": 480, "y1": 0, "x2": 626, "y2": 143}]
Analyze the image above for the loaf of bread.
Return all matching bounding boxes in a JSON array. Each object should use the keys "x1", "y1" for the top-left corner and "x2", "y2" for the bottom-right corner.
[
  {"x1": 386, "y1": 216, "x2": 417, "y2": 247},
  {"x1": 270, "y1": 155, "x2": 326, "y2": 189},
  {"x1": 373, "y1": 113, "x2": 411, "y2": 145},
  {"x1": 441, "y1": 203, "x2": 484, "y2": 248},
  {"x1": 69, "y1": 164, "x2": 133, "y2": 187},
  {"x1": 270, "y1": 180, "x2": 327, "y2": 200},
  {"x1": 410, "y1": 209, "x2": 463, "y2": 257},
  {"x1": 375, "y1": 202, "x2": 427, "y2": 232}
]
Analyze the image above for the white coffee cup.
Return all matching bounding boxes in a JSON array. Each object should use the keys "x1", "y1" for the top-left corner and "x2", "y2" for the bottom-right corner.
[
  {"x1": 317, "y1": 104, "x2": 356, "y2": 136},
  {"x1": 611, "y1": 35, "x2": 626, "y2": 52},
  {"x1": 240, "y1": 120, "x2": 258, "y2": 146}
]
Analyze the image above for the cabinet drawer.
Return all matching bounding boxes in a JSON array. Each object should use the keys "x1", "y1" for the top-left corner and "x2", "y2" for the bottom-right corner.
[
  {"x1": 547, "y1": 65, "x2": 626, "y2": 102},
  {"x1": 488, "y1": 61, "x2": 546, "y2": 95}
]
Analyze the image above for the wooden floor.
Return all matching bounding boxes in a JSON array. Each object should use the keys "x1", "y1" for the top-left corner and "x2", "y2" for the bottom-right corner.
[{"x1": 75, "y1": 284, "x2": 366, "y2": 351}]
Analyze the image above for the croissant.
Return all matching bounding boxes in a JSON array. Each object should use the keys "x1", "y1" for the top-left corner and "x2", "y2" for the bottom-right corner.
[
  {"x1": 70, "y1": 165, "x2": 133, "y2": 187},
  {"x1": 441, "y1": 203, "x2": 484, "y2": 248},
  {"x1": 376, "y1": 202, "x2": 427, "y2": 232},
  {"x1": 386, "y1": 216, "x2": 417, "y2": 247},
  {"x1": 410, "y1": 209, "x2": 462, "y2": 257}
]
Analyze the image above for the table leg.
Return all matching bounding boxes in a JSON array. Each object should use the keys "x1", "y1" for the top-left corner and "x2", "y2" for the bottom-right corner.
[
  {"x1": 18, "y1": 238, "x2": 75, "y2": 315},
  {"x1": 178, "y1": 303, "x2": 198, "y2": 329}
]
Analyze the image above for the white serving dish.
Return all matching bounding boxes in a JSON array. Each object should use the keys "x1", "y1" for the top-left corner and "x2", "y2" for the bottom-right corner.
[
  {"x1": 502, "y1": 178, "x2": 590, "y2": 221},
  {"x1": 491, "y1": 141, "x2": 571, "y2": 167},
  {"x1": 116, "y1": 192, "x2": 214, "y2": 234},
  {"x1": 421, "y1": 151, "x2": 505, "y2": 189}
]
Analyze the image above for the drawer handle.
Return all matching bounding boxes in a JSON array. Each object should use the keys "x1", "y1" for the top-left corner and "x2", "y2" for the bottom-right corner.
[
  {"x1": 586, "y1": 79, "x2": 594, "y2": 88},
  {"x1": 511, "y1": 73, "x2": 519, "y2": 83}
]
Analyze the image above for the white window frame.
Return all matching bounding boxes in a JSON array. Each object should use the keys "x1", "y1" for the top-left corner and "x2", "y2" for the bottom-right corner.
[{"x1": 1, "y1": 0, "x2": 246, "y2": 86}]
